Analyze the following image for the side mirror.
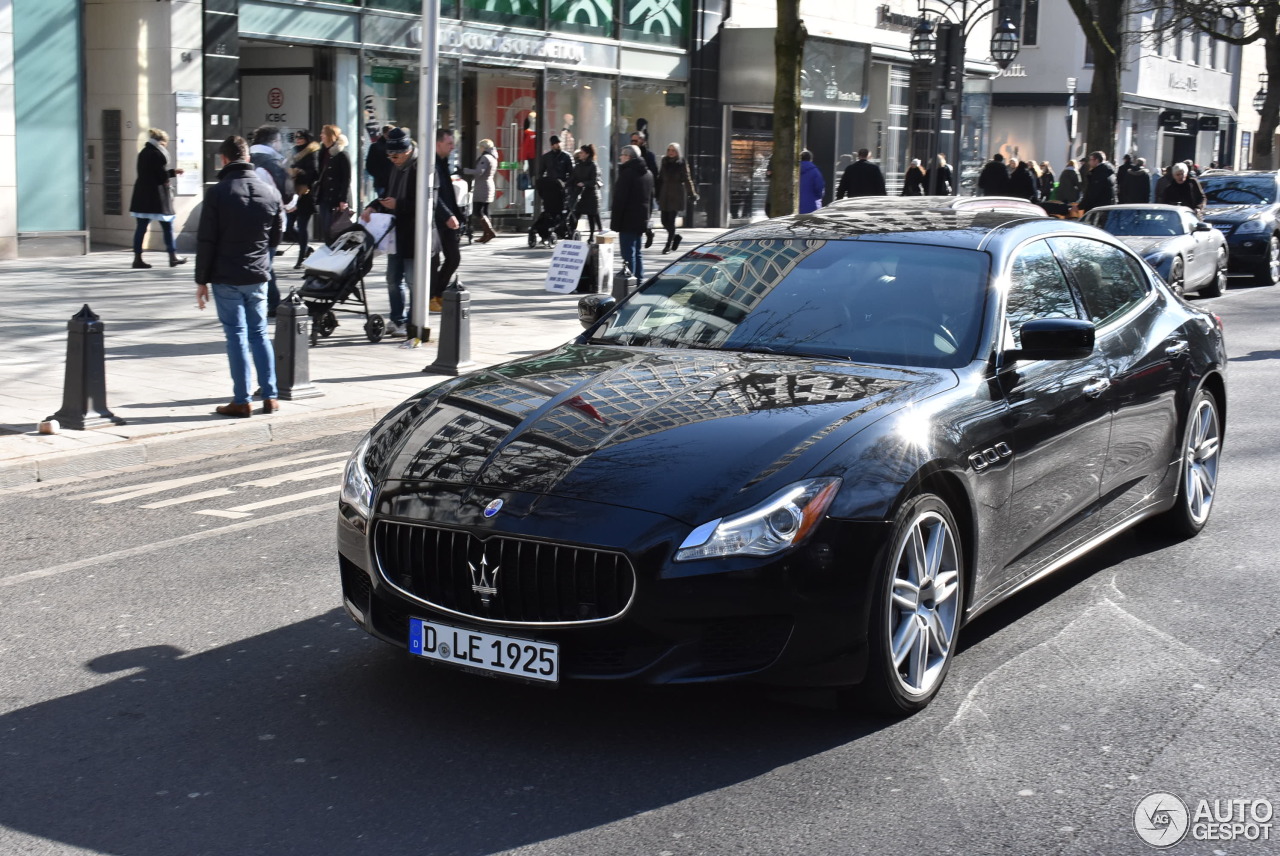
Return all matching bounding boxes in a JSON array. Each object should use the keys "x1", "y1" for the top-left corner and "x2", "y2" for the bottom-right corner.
[
  {"x1": 1005, "y1": 318, "x2": 1095, "y2": 362},
  {"x1": 1193, "y1": 221, "x2": 1213, "y2": 232},
  {"x1": 577, "y1": 293, "x2": 617, "y2": 329}
]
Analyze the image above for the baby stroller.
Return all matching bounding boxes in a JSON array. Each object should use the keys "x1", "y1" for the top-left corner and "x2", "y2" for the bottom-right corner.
[
  {"x1": 452, "y1": 175, "x2": 474, "y2": 245},
  {"x1": 529, "y1": 177, "x2": 570, "y2": 248},
  {"x1": 297, "y1": 225, "x2": 386, "y2": 346}
]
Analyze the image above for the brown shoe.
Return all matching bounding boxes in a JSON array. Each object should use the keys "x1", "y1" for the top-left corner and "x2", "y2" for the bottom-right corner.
[
  {"x1": 215, "y1": 402, "x2": 252, "y2": 418},
  {"x1": 261, "y1": 398, "x2": 280, "y2": 414}
]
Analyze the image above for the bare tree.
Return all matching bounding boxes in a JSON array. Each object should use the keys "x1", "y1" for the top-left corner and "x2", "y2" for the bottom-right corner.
[
  {"x1": 769, "y1": 0, "x2": 806, "y2": 218},
  {"x1": 1064, "y1": 0, "x2": 1126, "y2": 160}
]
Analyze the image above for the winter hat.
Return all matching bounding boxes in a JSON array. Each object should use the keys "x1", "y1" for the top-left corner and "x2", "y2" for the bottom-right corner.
[
  {"x1": 549, "y1": 135, "x2": 561, "y2": 145},
  {"x1": 385, "y1": 127, "x2": 413, "y2": 153}
]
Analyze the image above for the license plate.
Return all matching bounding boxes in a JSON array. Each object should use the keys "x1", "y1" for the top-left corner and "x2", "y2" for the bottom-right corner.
[{"x1": 408, "y1": 618, "x2": 559, "y2": 684}]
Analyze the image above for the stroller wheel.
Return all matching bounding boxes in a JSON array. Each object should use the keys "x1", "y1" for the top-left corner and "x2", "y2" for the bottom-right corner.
[
  {"x1": 365, "y1": 314, "x2": 386, "y2": 343},
  {"x1": 317, "y1": 310, "x2": 338, "y2": 339}
]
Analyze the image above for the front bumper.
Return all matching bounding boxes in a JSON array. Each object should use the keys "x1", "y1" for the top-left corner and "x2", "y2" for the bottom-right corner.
[{"x1": 1217, "y1": 229, "x2": 1272, "y2": 271}]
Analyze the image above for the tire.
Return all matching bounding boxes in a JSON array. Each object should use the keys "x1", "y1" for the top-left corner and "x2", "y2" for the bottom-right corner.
[
  {"x1": 864, "y1": 493, "x2": 965, "y2": 716},
  {"x1": 1152, "y1": 390, "x2": 1222, "y2": 539},
  {"x1": 318, "y1": 310, "x2": 338, "y2": 339},
  {"x1": 1254, "y1": 235, "x2": 1280, "y2": 286},
  {"x1": 1167, "y1": 258, "x2": 1185, "y2": 297},
  {"x1": 365, "y1": 313, "x2": 386, "y2": 343},
  {"x1": 1200, "y1": 250, "x2": 1226, "y2": 298}
]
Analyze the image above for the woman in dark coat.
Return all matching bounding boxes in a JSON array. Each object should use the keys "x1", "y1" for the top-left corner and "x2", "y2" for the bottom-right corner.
[
  {"x1": 925, "y1": 154, "x2": 953, "y2": 195},
  {"x1": 1056, "y1": 160, "x2": 1082, "y2": 204},
  {"x1": 571, "y1": 144, "x2": 602, "y2": 238},
  {"x1": 314, "y1": 124, "x2": 352, "y2": 241},
  {"x1": 611, "y1": 145, "x2": 654, "y2": 280},
  {"x1": 128, "y1": 128, "x2": 185, "y2": 268},
  {"x1": 1038, "y1": 161, "x2": 1056, "y2": 201},
  {"x1": 1009, "y1": 159, "x2": 1041, "y2": 203},
  {"x1": 286, "y1": 128, "x2": 321, "y2": 267},
  {"x1": 901, "y1": 159, "x2": 926, "y2": 196},
  {"x1": 657, "y1": 142, "x2": 699, "y2": 253}
]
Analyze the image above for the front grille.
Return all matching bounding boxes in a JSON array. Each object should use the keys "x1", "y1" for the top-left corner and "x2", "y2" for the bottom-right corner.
[{"x1": 373, "y1": 521, "x2": 636, "y2": 625}]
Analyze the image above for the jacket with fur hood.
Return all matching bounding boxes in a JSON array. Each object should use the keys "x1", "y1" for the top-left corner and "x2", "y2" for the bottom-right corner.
[{"x1": 316, "y1": 136, "x2": 351, "y2": 208}]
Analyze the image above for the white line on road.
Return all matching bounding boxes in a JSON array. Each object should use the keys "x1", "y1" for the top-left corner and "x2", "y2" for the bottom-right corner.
[
  {"x1": 0, "y1": 503, "x2": 334, "y2": 588},
  {"x1": 224, "y1": 485, "x2": 338, "y2": 512},
  {"x1": 69, "y1": 451, "x2": 348, "y2": 504},
  {"x1": 236, "y1": 461, "x2": 345, "y2": 489},
  {"x1": 138, "y1": 487, "x2": 235, "y2": 509}
]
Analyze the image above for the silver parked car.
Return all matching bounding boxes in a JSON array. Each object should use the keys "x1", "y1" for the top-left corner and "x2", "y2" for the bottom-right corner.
[{"x1": 1082, "y1": 204, "x2": 1228, "y2": 297}]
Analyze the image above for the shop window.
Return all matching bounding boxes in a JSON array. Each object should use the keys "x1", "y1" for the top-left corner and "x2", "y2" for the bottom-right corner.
[
  {"x1": 622, "y1": 0, "x2": 688, "y2": 47},
  {"x1": 463, "y1": 0, "x2": 541, "y2": 29},
  {"x1": 550, "y1": 0, "x2": 612, "y2": 38}
]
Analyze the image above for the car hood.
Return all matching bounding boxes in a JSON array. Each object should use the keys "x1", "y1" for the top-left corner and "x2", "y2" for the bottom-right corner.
[
  {"x1": 1115, "y1": 236, "x2": 1175, "y2": 257},
  {"x1": 1203, "y1": 204, "x2": 1266, "y2": 224},
  {"x1": 380, "y1": 344, "x2": 955, "y2": 523}
]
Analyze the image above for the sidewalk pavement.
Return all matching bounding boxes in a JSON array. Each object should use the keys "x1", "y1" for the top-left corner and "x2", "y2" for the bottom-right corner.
[{"x1": 0, "y1": 227, "x2": 729, "y2": 487}]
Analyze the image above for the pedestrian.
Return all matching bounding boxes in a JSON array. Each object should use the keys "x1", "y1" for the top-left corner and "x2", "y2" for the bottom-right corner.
[
  {"x1": 194, "y1": 135, "x2": 281, "y2": 419},
  {"x1": 629, "y1": 130, "x2": 660, "y2": 246},
  {"x1": 531, "y1": 135, "x2": 573, "y2": 247},
  {"x1": 538, "y1": 134, "x2": 575, "y2": 186},
  {"x1": 128, "y1": 128, "x2": 186, "y2": 269},
  {"x1": 1009, "y1": 158, "x2": 1041, "y2": 203},
  {"x1": 314, "y1": 124, "x2": 352, "y2": 242},
  {"x1": 1038, "y1": 161, "x2": 1056, "y2": 201},
  {"x1": 1155, "y1": 165, "x2": 1173, "y2": 205},
  {"x1": 1057, "y1": 159, "x2": 1082, "y2": 204},
  {"x1": 1120, "y1": 156, "x2": 1152, "y2": 204},
  {"x1": 1158, "y1": 162, "x2": 1205, "y2": 216},
  {"x1": 977, "y1": 153, "x2": 1011, "y2": 197},
  {"x1": 430, "y1": 128, "x2": 464, "y2": 313},
  {"x1": 1079, "y1": 150, "x2": 1118, "y2": 212},
  {"x1": 248, "y1": 125, "x2": 297, "y2": 317},
  {"x1": 465, "y1": 138, "x2": 498, "y2": 243},
  {"x1": 1117, "y1": 153, "x2": 1135, "y2": 186},
  {"x1": 900, "y1": 158, "x2": 926, "y2": 196},
  {"x1": 925, "y1": 153, "x2": 954, "y2": 195},
  {"x1": 836, "y1": 148, "x2": 886, "y2": 198},
  {"x1": 797, "y1": 149, "x2": 825, "y2": 213},
  {"x1": 365, "y1": 124, "x2": 394, "y2": 200},
  {"x1": 612, "y1": 144, "x2": 654, "y2": 280},
  {"x1": 362, "y1": 127, "x2": 417, "y2": 337},
  {"x1": 571, "y1": 143, "x2": 603, "y2": 238},
  {"x1": 658, "y1": 142, "x2": 700, "y2": 251},
  {"x1": 286, "y1": 128, "x2": 320, "y2": 269}
]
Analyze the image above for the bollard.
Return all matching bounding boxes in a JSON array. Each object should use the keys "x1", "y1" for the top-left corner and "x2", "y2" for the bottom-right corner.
[
  {"x1": 593, "y1": 232, "x2": 615, "y2": 294},
  {"x1": 611, "y1": 262, "x2": 634, "y2": 302},
  {"x1": 46, "y1": 304, "x2": 126, "y2": 430},
  {"x1": 423, "y1": 278, "x2": 478, "y2": 376},
  {"x1": 273, "y1": 290, "x2": 324, "y2": 400}
]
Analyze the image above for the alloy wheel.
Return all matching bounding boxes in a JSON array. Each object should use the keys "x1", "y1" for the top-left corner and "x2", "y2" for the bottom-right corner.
[
  {"x1": 1183, "y1": 397, "x2": 1221, "y2": 526},
  {"x1": 886, "y1": 509, "x2": 961, "y2": 697}
]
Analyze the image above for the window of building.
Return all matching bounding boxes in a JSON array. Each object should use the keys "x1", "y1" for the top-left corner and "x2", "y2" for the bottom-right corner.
[
  {"x1": 550, "y1": 0, "x2": 612, "y2": 38},
  {"x1": 1020, "y1": 0, "x2": 1039, "y2": 48},
  {"x1": 621, "y1": 0, "x2": 688, "y2": 47},
  {"x1": 463, "y1": 0, "x2": 540, "y2": 29}
]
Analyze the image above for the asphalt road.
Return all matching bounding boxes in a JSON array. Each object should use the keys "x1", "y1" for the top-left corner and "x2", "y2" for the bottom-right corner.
[{"x1": 1, "y1": 281, "x2": 1277, "y2": 856}]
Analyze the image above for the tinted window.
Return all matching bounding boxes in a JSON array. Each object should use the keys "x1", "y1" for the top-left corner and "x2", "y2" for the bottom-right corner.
[
  {"x1": 1005, "y1": 239, "x2": 1079, "y2": 347},
  {"x1": 1084, "y1": 208, "x2": 1183, "y2": 237},
  {"x1": 1200, "y1": 176, "x2": 1277, "y2": 206},
  {"x1": 590, "y1": 239, "x2": 991, "y2": 368},
  {"x1": 1048, "y1": 237, "x2": 1149, "y2": 325}
]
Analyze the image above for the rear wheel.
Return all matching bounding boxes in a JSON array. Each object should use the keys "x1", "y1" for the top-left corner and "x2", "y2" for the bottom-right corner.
[
  {"x1": 864, "y1": 493, "x2": 965, "y2": 716},
  {"x1": 1153, "y1": 390, "x2": 1222, "y2": 539},
  {"x1": 317, "y1": 310, "x2": 338, "y2": 339},
  {"x1": 1200, "y1": 249, "x2": 1226, "y2": 298},
  {"x1": 365, "y1": 313, "x2": 386, "y2": 343},
  {"x1": 1254, "y1": 235, "x2": 1280, "y2": 286}
]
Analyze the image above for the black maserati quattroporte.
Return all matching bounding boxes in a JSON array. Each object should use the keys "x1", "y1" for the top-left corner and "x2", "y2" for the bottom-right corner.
[{"x1": 337, "y1": 197, "x2": 1227, "y2": 714}]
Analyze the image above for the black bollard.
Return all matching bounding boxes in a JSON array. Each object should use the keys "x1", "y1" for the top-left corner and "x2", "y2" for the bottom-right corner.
[
  {"x1": 423, "y1": 278, "x2": 478, "y2": 376},
  {"x1": 273, "y1": 290, "x2": 324, "y2": 400},
  {"x1": 46, "y1": 304, "x2": 126, "y2": 430}
]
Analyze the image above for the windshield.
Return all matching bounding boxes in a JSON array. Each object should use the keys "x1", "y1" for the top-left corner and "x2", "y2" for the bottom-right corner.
[
  {"x1": 1085, "y1": 209, "x2": 1183, "y2": 237},
  {"x1": 1201, "y1": 176, "x2": 1277, "y2": 206},
  {"x1": 590, "y1": 239, "x2": 991, "y2": 369}
]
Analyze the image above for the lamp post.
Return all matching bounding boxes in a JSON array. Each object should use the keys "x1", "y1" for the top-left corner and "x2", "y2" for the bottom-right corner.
[
  {"x1": 911, "y1": 0, "x2": 1020, "y2": 195},
  {"x1": 1065, "y1": 76, "x2": 1078, "y2": 169},
  {"x1": 1254, "y1": 73, "x2": 1268, "y2": 116}
]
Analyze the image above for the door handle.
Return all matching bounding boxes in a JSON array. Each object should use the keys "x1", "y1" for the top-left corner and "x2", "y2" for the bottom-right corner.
[
  {"x1": 1165, "y1": 340, "x2": 1189, "y2": 358},
  {"x1": 1083, "y1": 377, "x2": 1111, "y2": 398}
]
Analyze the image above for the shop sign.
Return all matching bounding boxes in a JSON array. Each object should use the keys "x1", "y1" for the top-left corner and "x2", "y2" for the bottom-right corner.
[
  {"x1": 1159, "y1": 110, "x2": 1185, "y2": 129},
  {"x1": 371, "y1": 66, "x2": 404, "y2": 85},
  {"x1": 439, "y1": 23, "x2": 595, "y2": 65},
  {"x1": 1198, "y1": 116, "x2": 1220, "y2": 132},
  {"x1": 241, "y1": 74, "x2": 311, "y2": 139},
  {"x1": 800, "y1": 37, "x2": 871, "y2": 112}
]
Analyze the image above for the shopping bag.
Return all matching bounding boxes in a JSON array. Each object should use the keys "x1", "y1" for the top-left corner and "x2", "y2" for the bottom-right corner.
[
  {"x1": 366, "y1": 212, "x2": 396, "y2": 253},
  {"x1": 304, "y1": 237, "x2": 360, "y2": 277}
]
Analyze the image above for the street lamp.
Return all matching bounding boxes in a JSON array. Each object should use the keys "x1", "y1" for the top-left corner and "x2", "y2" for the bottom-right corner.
[
  {"x1": 1254, "y1": 73, "x2": 1269, "y2": 116},
  {"x1": 911, "y1": 0, "x2": 1021, "y2": 194}
]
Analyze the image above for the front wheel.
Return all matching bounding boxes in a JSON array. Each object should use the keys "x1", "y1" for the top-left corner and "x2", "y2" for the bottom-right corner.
[
  {"x1": 1152, "y1": 390, "x2": 1222, "y2": 539},
  {"x1": 1200, "y1": 249, "x2": 1226, "y2": 298},
  {"x1": 1254, "y1": 235, "x2": 1280, "y2": 286},
  {"x1": 1167, "y1": 257, "x2": 1185, "y2": 297},
  {"x1": 864, "y1": 493, "x2": 965, "y2": 716}
]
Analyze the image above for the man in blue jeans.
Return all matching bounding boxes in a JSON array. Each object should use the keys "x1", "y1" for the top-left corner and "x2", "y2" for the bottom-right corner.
[
  {"x1": 361, "y1": 127, "x2": 417, "y2": 337},
  {"x1": 195, "y1": 135, "x2": 283, "y2": 418}
]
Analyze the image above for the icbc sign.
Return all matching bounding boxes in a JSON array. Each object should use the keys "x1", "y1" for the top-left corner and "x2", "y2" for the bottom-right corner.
[{"x1": 268, "y1": 88, "x2": 284, "y2": 109}]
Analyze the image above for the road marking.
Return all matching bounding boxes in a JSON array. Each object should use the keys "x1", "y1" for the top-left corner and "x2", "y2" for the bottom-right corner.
[
  {"x1": 0, "y1": 503, "x2": 334, "y2": 588},
  {"x1": 139, "y1": 487, "x2": 235, "y2": 509},
  {"x1": 68, "y1": 451, "x2": 349, "y2": 504},
  {"x1": 194, "y1": 509, "x2": 253, "y2": 519},
  {"x1": 236, "y1": 461, "x2": 345, "y2": 488},
  {"x1": 224, "y1": 485, "x2": 339, "y2": 512}
]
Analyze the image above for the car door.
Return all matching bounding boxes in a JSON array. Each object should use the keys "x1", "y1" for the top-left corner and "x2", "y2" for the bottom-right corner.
[
  {"x1": 1182, "y1": 210, "x2": 1215, "y2": 285},
  {"x1": 1047, "y1": 236, "x2": 1183, "y2": 524},
  {"x1": 984, "y1": 238, "x2": 1114, "y2": 601}
]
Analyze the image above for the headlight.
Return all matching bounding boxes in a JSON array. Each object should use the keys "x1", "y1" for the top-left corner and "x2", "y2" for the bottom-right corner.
[
  {"x1": 675, "y1": 477, "x2": 841, "y2": 561},
  {"x1": 340, "y1": 434, "x2": 375, "y2": 519},
  {"x1": 1234, "y1": 216, "x2": 1269, "y2": 234}
]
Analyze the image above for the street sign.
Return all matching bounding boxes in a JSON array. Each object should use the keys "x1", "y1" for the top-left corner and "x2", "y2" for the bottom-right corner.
[{"x1": 371, "y1": 66, "x2": 404, "y2": 85}]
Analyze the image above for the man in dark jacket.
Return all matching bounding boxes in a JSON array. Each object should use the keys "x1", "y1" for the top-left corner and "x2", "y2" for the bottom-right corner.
[
  {"x1": 977, "y1": 154, "x2": 1011, "y2": 196},
  {"x1": 1158, "y1": 162, "x2": 1205, "y2": 216},
  {"x1": 836, "y1": 149, "x2": 886, "y2": 198},
  {"x1": 630, "y1": 131, "x2": 660, "y2": 245},
  {"x1": 195, "y1": 136, "x2": 282, "y2": 418},
  {"x1": 1080, "y1": 150, "x2": 1118, "y2": 212},
  {"x1": 1119, "y1": 156, "x2": 1152, "y2": 204},
  {"x1": 431, "y1": 128, "x2": 465, "y2": 312},
  {"x1": 538, "y1": 135, "x2": 575, "y2": 185},
  {"x1": 362, "y1": 127, "x2": 416, "y2": 336},
  {"x1": 366, "y1": 124, "x2": 395, "y2": 198},
  {"x1": 612, "y1": 145, "x2": 655, "y2": 280}
]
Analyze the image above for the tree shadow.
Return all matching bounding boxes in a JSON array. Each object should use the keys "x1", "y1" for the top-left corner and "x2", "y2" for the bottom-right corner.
[
  {"x1": 0, "y1": 609, "x2": 883, "y2": 855},
  {"x1": 1229, "y1": 349, "x2": 1280, "y2": 363}
]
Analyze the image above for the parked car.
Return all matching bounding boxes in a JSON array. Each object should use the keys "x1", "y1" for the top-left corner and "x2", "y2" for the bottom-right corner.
[
  {"x1": 1199, "y1": 170, "x2": 1280, "y2": 285},
  {"x1": 1082, "y1": 203, "x2": 1228, "y2": 297},
  {"x1": 337, "y1": 197, "x2": 1228, "y2": 715}
]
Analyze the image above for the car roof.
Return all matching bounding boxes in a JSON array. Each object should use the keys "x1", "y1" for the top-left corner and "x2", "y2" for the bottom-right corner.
[
  {"x1": 714, "y1": 196, "x2": 1062, "y2": 250},
  {"x1": 1199, "y1": 170, "x2": 1280, "y2": 179},
  {"x1": 1084, "y1": 204, "x2": 1189, "y2": 213}
]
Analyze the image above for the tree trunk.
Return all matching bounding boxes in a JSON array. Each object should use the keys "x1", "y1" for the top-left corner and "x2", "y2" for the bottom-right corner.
[
  {"x1": 1078, "y1": 0, "x2": 1123, "y2": 160},
  {"x1": 770, "y1": 0, "x2": 806, "y2": 218},
  {"x1": 1259, "y1": 11, "x2": 1280, "y2": 169}
]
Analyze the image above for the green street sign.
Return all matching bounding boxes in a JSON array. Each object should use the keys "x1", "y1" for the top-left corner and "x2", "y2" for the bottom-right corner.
[
  {"x1": 371, "y1": 66, "x2": 404, "y2": 85},
  {"x1": 499, "y1": 161, "x2": 520, "y2": 170}
]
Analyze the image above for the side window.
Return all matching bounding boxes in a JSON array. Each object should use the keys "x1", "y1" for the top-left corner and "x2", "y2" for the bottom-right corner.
[
  {"x1": 1005, "y1": 239, "x2": 1080, "y2": 347},
  {"x1": 1048, "y1": 237, "x2": 1150, "y2": 325}
]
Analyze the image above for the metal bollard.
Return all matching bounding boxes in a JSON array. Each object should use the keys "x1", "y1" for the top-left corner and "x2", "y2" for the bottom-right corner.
[
  {"x1": 46, "y1": 304, "x2": 126, "y2": 430},
  {"x1": 273, "y1": 290, "x2": 324, "y2": 400},
  {"x1": 423, "y1": 278, "x2": 478, "y2": 376}
]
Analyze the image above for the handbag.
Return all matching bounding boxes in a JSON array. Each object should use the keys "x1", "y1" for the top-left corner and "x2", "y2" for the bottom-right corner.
[{"x1": 327, "y1": 208, "x2": 355, "y2": 239}]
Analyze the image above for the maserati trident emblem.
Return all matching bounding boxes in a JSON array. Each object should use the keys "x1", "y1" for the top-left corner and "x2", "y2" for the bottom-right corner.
[
  {"x1": 469, "y1": 554, "x2": 500, "y2": 605},
  {"x1": 483, "y1": 498, "x2": 503, "y2": 518}
]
